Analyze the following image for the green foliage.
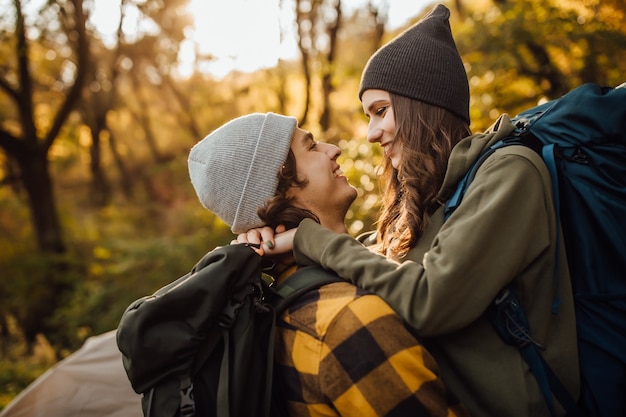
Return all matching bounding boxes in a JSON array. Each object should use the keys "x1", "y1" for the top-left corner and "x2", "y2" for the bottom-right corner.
[
  {"x1": 0, "y1": 318, "x2": 57, "y2": 411},
  {"x1": 53, "y1": 223, "x2": 231, "y2": 347},
  {"x1": 337, "y1": 131, "x2": 383, "y2": 235},
  {"x1": 455, "y1": 0, "x2": 626, "y2": 131},
  {"x1": 0, "y1": 197, "x2": 232, "y2": 411},
  {"x1": 1, "y1": 251, "x2": 83, "y2": 346}
]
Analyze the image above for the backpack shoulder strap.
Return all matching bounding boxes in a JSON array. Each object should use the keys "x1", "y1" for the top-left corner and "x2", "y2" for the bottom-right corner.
[
  {"x1": 444, "y1": 137, "x2": 522, "y2": 221},
  {"x1": 263, "y1": 266, "x2": 343, "y2": 417},
  {"x1": 444, "y1": 137, "x2": 583, "y2": 417},
  {"x1": 269, "y1": 266, "x2": 344, "y2": 315}
]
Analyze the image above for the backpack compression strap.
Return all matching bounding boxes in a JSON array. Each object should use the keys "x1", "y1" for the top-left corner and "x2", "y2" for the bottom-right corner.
[
  {"x1": 263, "y1": 266, "x2": 343, "y2": 417},
  {"x1": 541, "y1": 143, "x2": 563, "y2": 315},
  {"x1": 487, "y1": 288, "x2": 583, "y2": 417}
]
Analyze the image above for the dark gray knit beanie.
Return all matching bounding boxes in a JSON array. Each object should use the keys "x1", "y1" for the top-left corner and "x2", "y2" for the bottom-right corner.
[
  {"x1": 188, "y1": 113, "x2": 297, "y2": 234},
  {"x1": 359, "y1": 4, "x2": 470, "y2": 124}
]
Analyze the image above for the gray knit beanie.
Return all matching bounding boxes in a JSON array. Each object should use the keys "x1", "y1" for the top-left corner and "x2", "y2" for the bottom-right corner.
[
  {"x1": 359, "y1": 4, "x2": 470, "y2": 124},
  {"x1": 188, "y1": 112, "x2": 297, "y2": 234}
]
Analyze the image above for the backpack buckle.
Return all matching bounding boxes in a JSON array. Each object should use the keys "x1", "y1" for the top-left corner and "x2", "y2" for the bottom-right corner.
[
  {"x1": 490, "y1": 288, "x2": 544, "y2": 350},
  {"x1": 180, "y1": 382, "x2": 195, "y2": 417}
]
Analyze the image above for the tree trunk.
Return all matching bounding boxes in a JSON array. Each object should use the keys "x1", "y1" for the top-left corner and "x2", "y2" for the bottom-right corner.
[
  {"x1": 9, "y1": 140, "x2": 76, "y2": 345},
  {"x1": 300, "y1": 50, "x2": 312, "y2": 126},
  {"x1": 16, "y1": 147, "x2": 65, "y2": 254},
  {"x1": 320, "y1": 0, "x2": 342, "y2": 131},
  {"x1": 108, "y1": 129, "x2": 134, "y2": 199},
  {"x1": 88, "y1": 119, "x2": 112, "y2": 206}
]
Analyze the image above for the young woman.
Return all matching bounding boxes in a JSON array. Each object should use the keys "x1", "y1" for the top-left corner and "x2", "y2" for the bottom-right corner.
[{"x1": 238, "y1": 5, "x2": 580, "y2": 417}]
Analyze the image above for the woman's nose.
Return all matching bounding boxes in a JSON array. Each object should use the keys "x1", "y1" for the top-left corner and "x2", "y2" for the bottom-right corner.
[{"x1": 367, "y1": 124, "x2": 382, "y2": 143}]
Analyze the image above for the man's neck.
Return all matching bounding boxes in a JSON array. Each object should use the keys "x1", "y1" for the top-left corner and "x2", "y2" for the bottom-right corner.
[{"x1": 319, "y1": 216, "x2": 349, "y2": 235}]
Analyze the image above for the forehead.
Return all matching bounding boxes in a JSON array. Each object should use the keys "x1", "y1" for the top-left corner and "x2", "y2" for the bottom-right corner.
[
  {"x1": 362, "y1": 89, "x2": 391, "y2": 109},
  {"x1": 291, "y1": 128, "x2": 314, "y2": 148}
]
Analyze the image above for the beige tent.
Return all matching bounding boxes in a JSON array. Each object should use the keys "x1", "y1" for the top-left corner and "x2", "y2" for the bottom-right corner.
[{"x1": 0, "y1": 331, "x2": 142, "y2": 417}]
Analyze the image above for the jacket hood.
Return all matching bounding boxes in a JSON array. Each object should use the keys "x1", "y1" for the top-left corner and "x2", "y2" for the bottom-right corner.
[{"x1": 438, "y1": 114, "x2": 517, "y2": 201}]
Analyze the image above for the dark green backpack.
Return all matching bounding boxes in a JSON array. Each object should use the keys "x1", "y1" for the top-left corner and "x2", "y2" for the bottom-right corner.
[{"x1": 116, "y1": 243, "x2": 342, "y2": 417}]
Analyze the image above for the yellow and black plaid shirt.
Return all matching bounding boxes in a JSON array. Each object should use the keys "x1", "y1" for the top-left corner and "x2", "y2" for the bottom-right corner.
[{"x1": 274, "y1": 281, "x2": 469, "y2": 417}]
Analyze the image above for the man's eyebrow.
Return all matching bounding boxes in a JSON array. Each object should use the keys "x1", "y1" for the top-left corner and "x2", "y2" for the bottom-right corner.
[{"x1": 300, "y1": 132, "x2": 315, "y2": 146}]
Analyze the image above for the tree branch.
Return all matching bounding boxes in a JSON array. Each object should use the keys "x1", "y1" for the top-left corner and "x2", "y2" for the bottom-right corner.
[
  {"x1": 13, "y1": 0, "x2": 36, "y2": 140},
  {"x1": 0, "y1": 76, "x2": 20, "y2": 102},
  {"x1": 0, "y1": 129, "x2": 22, "y2": 155},
  {"x1": 43, "y1": 0, "x2": 89, "y2": 151}
]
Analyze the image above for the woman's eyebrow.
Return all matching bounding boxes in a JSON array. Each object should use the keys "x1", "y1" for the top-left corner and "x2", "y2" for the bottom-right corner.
[{"x1": 366, "y1": 100, "x2": 387, "y2": 113}]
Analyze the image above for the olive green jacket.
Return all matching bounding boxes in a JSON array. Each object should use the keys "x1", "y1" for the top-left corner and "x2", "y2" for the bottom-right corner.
[{"x1": 293, "y1": 115, "x2": 579, "y2": 417}]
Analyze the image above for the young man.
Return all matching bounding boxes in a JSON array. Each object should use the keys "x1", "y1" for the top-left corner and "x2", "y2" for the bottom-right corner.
[{"x1": 187, "y1": 112, "x2": 467, "y2": 416}]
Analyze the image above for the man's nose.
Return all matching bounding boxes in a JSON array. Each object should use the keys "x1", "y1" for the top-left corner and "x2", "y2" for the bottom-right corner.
[{"x1": 319, "y1": 142, "x2": 341, "y2": 160}]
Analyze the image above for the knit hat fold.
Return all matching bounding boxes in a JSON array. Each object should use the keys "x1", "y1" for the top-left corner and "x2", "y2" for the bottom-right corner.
[
  {"x1": 359, "y1": 4, "x2": 470, "y2": 123},
  {"x1": 188, "y1": 112, "x2": 297, "y2": 234}
]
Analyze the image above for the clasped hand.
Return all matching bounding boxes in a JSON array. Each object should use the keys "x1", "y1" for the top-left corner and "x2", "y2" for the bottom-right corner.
[{"x1": 232, "y1": 225, "x2": 296, "y2": 256}]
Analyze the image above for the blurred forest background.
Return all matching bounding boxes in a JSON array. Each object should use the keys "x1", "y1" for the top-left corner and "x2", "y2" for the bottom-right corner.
[{"x1": 0, "y1": 0, "x2": 624, "y2": 407}]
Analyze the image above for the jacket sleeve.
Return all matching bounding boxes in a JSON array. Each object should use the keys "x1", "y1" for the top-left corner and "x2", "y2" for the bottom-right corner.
[
  {"x1": 116, "y1": 244, "x2": 262, "y2": 393},
  {"x1": 293, "y1": 147, "x2": 554, "y2": 337},
  {"x1": 320, "y1": 294, "x2": 469, "y2": 417}
]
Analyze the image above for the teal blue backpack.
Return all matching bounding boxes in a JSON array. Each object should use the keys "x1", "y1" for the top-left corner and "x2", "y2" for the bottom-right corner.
[{"x1": 445, "y1": 83, "x2": 626, "y2": 417}]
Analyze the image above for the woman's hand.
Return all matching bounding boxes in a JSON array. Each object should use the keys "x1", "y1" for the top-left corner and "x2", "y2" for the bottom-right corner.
[{"x1": 232, "y1": 225, "x2": 295, "y2": 256}]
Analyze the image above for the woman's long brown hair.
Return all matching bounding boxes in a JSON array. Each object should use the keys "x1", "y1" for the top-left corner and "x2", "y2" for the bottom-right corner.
[{"x1": 376, "y1": 94, "x2": 471, "y2": 259}]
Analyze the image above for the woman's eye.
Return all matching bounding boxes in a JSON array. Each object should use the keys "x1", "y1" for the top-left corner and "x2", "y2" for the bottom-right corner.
[{"x1": 375, "y1": 106, "x2": 387, "y2": 116}]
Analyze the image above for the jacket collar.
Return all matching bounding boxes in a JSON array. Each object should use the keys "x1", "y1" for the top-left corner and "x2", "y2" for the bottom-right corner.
[{"x1": 437, "y1": 114, "x2": 516, "y2": 202}]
